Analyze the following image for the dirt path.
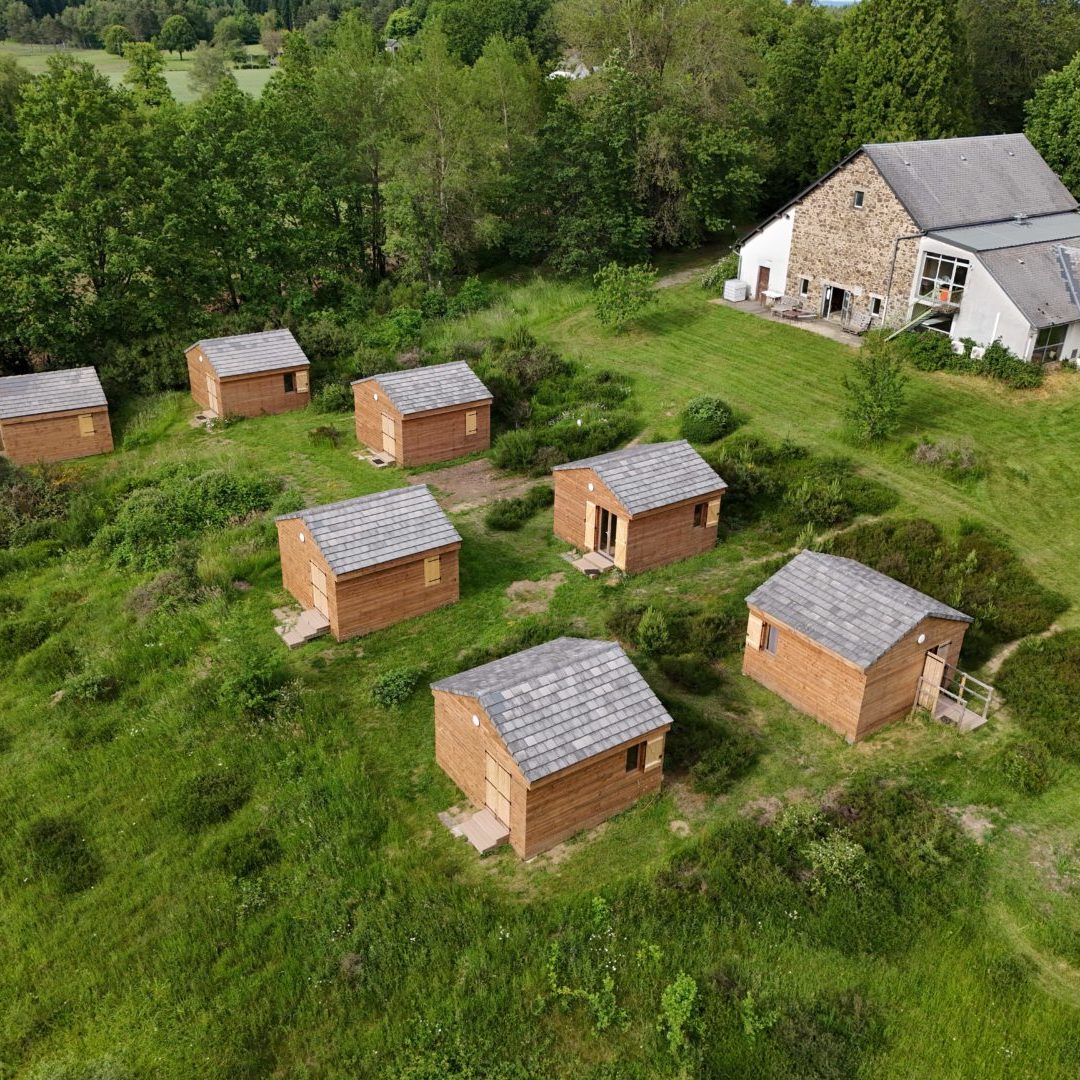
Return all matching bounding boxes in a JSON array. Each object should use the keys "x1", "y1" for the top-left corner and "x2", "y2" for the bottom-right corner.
[
  {"x1": 984, "y1": 623, "x2": 1062, "y2": 676},
  {"x1": 406, "y1": 458, "x2": 533, "y2": 512}
]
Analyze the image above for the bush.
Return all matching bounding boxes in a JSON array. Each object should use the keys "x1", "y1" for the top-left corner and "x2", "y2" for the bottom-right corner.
[
  {"x1": 593, "y1": 262, "x2": 657, "y2": 331},
  {"x1": 997, "y1": 738, "x2": 1057, "y2": 795},
  {"x1": 996, "y1": 631, "x2": 1080, "y2": 761},
  {"x1": 843, "y1": 333, "x2": 908, "y2": 442},
  {"x1": 911, "y1": 437, "x2": 982, "y2": 481},
  {"x1": 26, "y1": 815, "x2": 99, "y2": 893},
  {"x1": 689, "y1": 724, "x2": 759, "y2": 794},
  {"x1": 637, "y1": 606, "x2": 672, "y2": 656},
  {"x1": 371, "y1": 665, "x2": 427, "y2": 708},
  {"x1": 174, "y1": 768, "x2": 252, "y2": 833},
  {"x1": 307, "y1": 424, "x2": 344, "y2": 448},
  {"x1": 0, "y1": 459, "x2": 74, "y2": 548},
  {"x1": 63, "y1": 667, "x2": 120, "y2": 704},
  {"x1": 448, "y1": 275, "x2": 492, "y2": 317},
  {"x1": 679, "y1": 396, "x2": 736, "y2": 444},
  {"x1": 128, "y1": 543, "x2": 202, "y2": 618},
  {"x1": 484, "y1": 484, "x2": 554, "y2": 530},
  {"x1": 0, "y1": 610, "x2": 64, "y2": 661},
  {"x1": 215, "y1": 828, "x2": 283, "y2": 878},
  {"x1": 895, "y1": 332, "x2": 1044, "y2": 388},
  {"x1": 658, "y1": 653, "x2": 722, "y2": 694},
  {"x1": 898, "y1": 331, "x2": 954, "y2": 372},
  {"x1": 783, "y1": 476, "x2": 848, "y2": 527},
  {"x1": 700, "y1": 253, "x2": 739, "y2": 293},
  {"x1": 216, "y1": 637, "x2": 287, "y2": 720},
  {"x1": 310, "y1": 382, "x2": 353, "y2": 413}
]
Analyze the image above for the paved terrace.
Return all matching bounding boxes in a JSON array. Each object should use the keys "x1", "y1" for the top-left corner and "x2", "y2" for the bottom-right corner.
[{"x1": 709, "y1": 297, "x2": 863, "y2": 347}]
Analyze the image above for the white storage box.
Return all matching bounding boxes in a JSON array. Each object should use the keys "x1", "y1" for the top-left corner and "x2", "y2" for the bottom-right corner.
[{"x1": 723, "y1": 279, "x2": 749, "y2": 302}]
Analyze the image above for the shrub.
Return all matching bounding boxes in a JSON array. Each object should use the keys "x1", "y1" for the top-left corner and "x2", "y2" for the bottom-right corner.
[
  {"x1": 679, "y1": 396, "x2": 736, "y2": 444},
  {"x1": 174, "y1": 768, "x2": 252, "y2": 833},
  {"x1": 898, "y1": 331, "x2": 954, "y2": 372},
  {"x1": 26, "y1": 814, "x2": 99, "y2": 893},
  {"x1": 371, "y1": 665, "x2": 427, "y2": 707},
  {"x1": 700, "y1": 253, "x2": 739, "y2": 292},
  {"x1": 658, "y1": 653, "x2": 722, "y2": 694},
  {"x1": 896, "y1": 332, "x2": 1044, "y2": 388},
  {"x1": 843, "y1": 333, "x2": 908, "y2": 442},
  {"x1": 0, "y1": 459, "x2": 74, "y2": 548},
  {"x1": 783, "y1": 475, "x2": 848, "y2": 527},
  {"x1": 911, "y1": 437, "x2": 982, "y2": 481},
  {"x1": 688, "y1": 722, "x2": 759, "y2": 794},
  {"x1": 307, "y1": 424, "x2": 344, "y2": 448},
  {"x1": 997, "y1": 738, "x2": 1056, "y2": 795},
  {"x1": 128, "y1": 543, "x2": 202, "y2": 618},
  {"x1": 215, "y1": 828, "x2": 283, "y2": 878},
  {"x1": 216, "y1": 637, "x2": 287, "y2": 720},
  {"x1": 0, "y1": 611, "x2": 63, "y2": 661},
  {"x1": 63, "y1": 667, "x2": 120, "y2": 704},
  {"x1": 593, "y1": 262, "x2": 657, "y2": 331},
  {"x1": 803, "y1": 833, "x2": 868, "y2": 896},
  {"x1": 996, "y1": 631, "x2": 1080, "y2": 761},
  {"x1": 448, "y1": 275, "x2": 492, "y2": 317},
  {"x1": 372, "y1": 307, "x2": 423, "y2": 350},
  {"x1": 636, "y1": 606, "x2": 672, "y2": 656},
  {"x1": 310, "y1": 382, "x2": 353, "y2": 413},
  {"x1": 484, "y1": 484, "x2": 554, "y2": 530}
]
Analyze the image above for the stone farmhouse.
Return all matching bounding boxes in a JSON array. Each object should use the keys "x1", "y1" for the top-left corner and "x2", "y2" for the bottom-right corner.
[{"x1": 738, "y1": 134, "x2": 1080, "y2": 362}]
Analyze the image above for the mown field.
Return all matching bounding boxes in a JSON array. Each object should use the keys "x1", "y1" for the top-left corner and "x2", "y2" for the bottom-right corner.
[
  {"x1": 0, "y1": 41, "x2": 273, "y2": 102},
  {"x1": 1, "y1": 275, "x2": 1078, "y2": 1077}
]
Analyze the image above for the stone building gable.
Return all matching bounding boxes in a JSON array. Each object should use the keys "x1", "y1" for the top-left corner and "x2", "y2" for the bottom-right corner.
[{"x1": 785, "y1": 152, "x2": 921, "y2": 328}]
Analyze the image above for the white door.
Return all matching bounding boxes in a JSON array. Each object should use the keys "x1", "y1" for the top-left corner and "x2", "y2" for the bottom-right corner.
[{"x1": 310, "y1": 562, "x2": 329, "y2": 617}]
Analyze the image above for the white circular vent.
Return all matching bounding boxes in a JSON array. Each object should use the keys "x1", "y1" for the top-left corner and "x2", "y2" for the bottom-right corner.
[{"x1": 472, "y1": 714, "x2": 480, "y2": 727}]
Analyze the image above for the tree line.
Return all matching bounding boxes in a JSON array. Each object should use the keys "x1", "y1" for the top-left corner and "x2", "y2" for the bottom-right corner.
[{"x1": 3, "y1": 0, "x2": 1080, "y2": 383}]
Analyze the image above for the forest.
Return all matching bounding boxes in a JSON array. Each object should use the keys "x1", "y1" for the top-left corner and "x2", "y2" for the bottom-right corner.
[{"x1": 5, "y1": 0, "x2": 1080, "y2": 399}]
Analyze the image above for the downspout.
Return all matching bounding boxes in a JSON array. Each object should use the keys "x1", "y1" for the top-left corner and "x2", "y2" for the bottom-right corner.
[{"x1": 882, "y1": 231, "x2": 925, "y2": 326}]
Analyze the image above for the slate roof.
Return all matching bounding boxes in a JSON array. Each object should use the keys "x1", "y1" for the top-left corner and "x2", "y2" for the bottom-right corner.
[
  {"x1": 191, "y1": 330, "x2": 309, "y2": 378},
  {"x1": 976, "y1": 242, "x2": 1080, "y2": 329},
  {"x1": 356, "y1": 362, "x2": 492, "y2": 416},
  {"x1": 431, "y1": 638, "x2": 673, "y2": 782},
  {"x1": 746, "y1": 551, "x2": 973, "y2": 670},
  {"x1": 552, "y1": 440, "x2": 726, "y2": 516},
  {"x1": 864, "y1": 134, "x2": 1077, "y2": 231},
  {"x1": 276, "y1": 485, "x2": 460, "y2": 576},
  {"x1": 0, "y1": 367, "x2": 107, "y2": 420},
  {"x1": 928, "y1": 211, "x2": 1080, "y2": 254}
]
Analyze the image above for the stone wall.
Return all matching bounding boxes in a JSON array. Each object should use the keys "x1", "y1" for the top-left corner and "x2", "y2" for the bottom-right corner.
[{"x1": 785, "y1": 152, "x2": 922, "y2": 328}]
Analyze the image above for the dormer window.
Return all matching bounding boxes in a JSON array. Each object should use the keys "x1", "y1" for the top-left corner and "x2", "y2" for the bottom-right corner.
[{"x1": 853, "y1": 190, "x2": 865, "y2": 209}]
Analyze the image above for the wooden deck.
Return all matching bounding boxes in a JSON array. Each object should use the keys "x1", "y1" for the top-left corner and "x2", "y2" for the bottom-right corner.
[{"x1": 437, "y1": 805, "x2": 509, "y2": 854}]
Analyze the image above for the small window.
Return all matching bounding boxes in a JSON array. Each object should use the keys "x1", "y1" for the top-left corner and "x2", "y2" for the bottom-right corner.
[
  {"x1": 625, "y1": 743, "x2": 642, "y2": 772},
  {"x1": 764, "y1": 624, "x2": 779, "y2": 654},
  {"x1": 870, "y1": 295, "x2": 883, "y2": 317},
  {"x1": 853, "y1": 190, "x2": 865, "y2": 209},
  {"x1": 284, "y1": 372, "x2": 296, "y2": 394},
  {"x1": 693, "y1": 502, "x2": 708, "y2": 527},
  {"x1": 799, "y1": 277, "x2": 810, "y2": 298}
]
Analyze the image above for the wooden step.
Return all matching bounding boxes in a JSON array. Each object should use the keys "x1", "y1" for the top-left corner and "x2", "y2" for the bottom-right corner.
[
  {"x1": 274, "y1": 607, "x2": 331, "y2": 649},
  {"x1": 457, "y1": 808, "x2": 509, "y2": 854}
]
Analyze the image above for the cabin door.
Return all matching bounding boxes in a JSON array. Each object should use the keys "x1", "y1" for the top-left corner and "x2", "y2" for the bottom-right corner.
[
  {"x1": 380, "y1": 413, "x2": 396, "y2": 459},
  {"x1": 484, "y1": 753, "x2": 511, "y2": 826},
  {"x1": 310, "y1": 561, "x2": 329, "y2": 617},
  {"x1": 596, "y1": 507, "x2": 619, "y2": 559},
  {"x1": 755, "y1": 266, "x2": 770, "y2": 302},
  {"x1": 206, "y1": 375, "x2": 221, "y2": 416},
  {"x1": 917, "y1": 650, "x2": 948, "y2": 711}
]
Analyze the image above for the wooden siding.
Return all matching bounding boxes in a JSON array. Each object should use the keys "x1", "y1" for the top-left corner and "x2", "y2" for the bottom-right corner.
[
  {"x1": 353, "y1": 379, "x2": 402, "y2": 460},
  {"x1": 185, "y1": 345, "x2": 309, "y2": 417},
  {"x1": 276, "y1": 516, "x2": 460, "y2": 641},
  {"x1": 553, "y1": 468, "x2": 723, "y2": 574},
  {"x1": 0, "y1": 406, "x2": 113, "y2": 465}
]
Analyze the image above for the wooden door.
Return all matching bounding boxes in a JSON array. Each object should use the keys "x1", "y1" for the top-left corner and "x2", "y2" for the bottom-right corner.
[
  {"x1": 755, "y1": 266, "x2": 770, "y2": 301},
  {"x1": 917, "y1": 651, "x2": 947, "y2": 711},
  {"x1": 584, "y1": 500, "x2": 597, "y2": 550},
  {"x1": 310, "y1": 561, "x2": 329, "y2": 617},
  {"x1": 484, "y1": 754, "x2": 511, "y2": 825},
  {"x1": 206, "y1": 375, "x2": 221, "y2": 416},
  {"x1": 380, "y1": 413, "x2": 396, "y2": 459}
]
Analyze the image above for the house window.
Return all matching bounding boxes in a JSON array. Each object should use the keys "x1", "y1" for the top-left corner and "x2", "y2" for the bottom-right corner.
[
  {"x1": 869, "y1": 295, "x2": 883, "y2": 318},
  {"x1": 284, "y1": 372, "x2": 296, "y2": 394},
  {"x1": 799, "y1": 277, "x2": 810, "y2": 298},
  {"x1": 918, "y1": 252, "x2": 968, "y2": 305},
  {"x1": 853, "y1": 190, "x2": 865, "y2": 209},
  {"x1": 625, "y1": 743, "x2": 643, "y2": 772},
  {"x1": 1033, "y1": 325, "x2": 1067, "y2": 363},
  {"x1": 693, "y1": 501, "x2": 708, "y2": 527},
  {"x1": 764, "y1": 624, "x2": 779, "y2": 654}
]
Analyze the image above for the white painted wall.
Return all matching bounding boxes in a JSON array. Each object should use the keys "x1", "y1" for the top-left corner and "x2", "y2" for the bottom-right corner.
[{"x1": 738, "y1": 211, "x2": 794, "y2": 298}]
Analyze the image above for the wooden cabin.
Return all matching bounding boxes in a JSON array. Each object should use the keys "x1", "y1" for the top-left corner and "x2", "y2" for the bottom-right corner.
[
  {"x1": 432, "y1": 638, "x2": 674, "y2": 859},
  {"x1": 186, "y1": 330, "x2": 310, "y2": 418},
  {"x1": 352, "y1": 361, "x2": 492, "y2": 466},
  {"x1": 275, "y1": 485, "x2": 461, "y2": 642},
  {"x1": 0, "y1": 367, "x2": 113, "y2": 465},
  {"x1": 552, "y1": 441, "x2": 727, "y2": 574},
  {"x1": 743, "y1": 550, "x2": 974, "y2": 742}
]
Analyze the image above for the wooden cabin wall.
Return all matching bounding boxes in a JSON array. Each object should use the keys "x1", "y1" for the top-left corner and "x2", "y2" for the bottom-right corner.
[
  {"x1": 622, "y1": 494, "x2": 723, "y2": 574},
  {"x1": 276, "y1": 517, "x2": 327, "y2": 614},
  {"x1": 742, "y1": 605, "x2": 867, "y2": 741},
  {"x1": 0, "y1": 407, "x2": 113, "y2": 465},
  {"x1": 399, "y1": 400, "x2": 490, "y2": 466},
  {"x1": 552, "y1": 469, "x2": 623, "y2": 553},
  {"x1": 219, "y1": 369, "x2": 309, "y2": 417},
  {"x1": 352, "y1": 380, "x2": 402, "y2": 459},
  {"x1": 185, "y1": 348, "x2": 215, "y2": 410}
]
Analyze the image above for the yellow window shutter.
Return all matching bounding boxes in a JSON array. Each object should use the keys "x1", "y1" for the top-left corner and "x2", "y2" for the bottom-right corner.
[
  {"x1": 745, "y1": 613, "x2": 764, "y2": 650},
  {"x1": 465, "y1": 409, "x2": 477, "y2": 436},
  {"x1": 613, "y1": 517, "x2": 628, "y2": 568},
  {"x1": 296, "y1": 370, "x2": 309, "y2": 393},
  {"x1": 584, "y1": 500, "x2": 596, "y2": 549},
  {"x1": 706, "y1": 498, "x2": 721, "y2": 527},
  {"x1": 78, "y1": 414, "x2": 95, "y2": 436},
  {"x1": 644, "y1": 736, "x2": 664, "y2": 770},
  {"x1": 425, "y1": 554, "x2": 441, "y2": 586}
]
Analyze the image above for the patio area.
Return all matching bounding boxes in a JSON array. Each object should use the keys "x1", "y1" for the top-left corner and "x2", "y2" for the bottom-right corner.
[{"x1": 709, "y1": 297, "x2": 863, "y2": 347}]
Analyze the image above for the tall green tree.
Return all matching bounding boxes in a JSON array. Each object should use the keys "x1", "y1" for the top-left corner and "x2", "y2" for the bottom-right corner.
[
  {"x1": 158, "y1": 14, "x2": 197, "y2": 60},
  {"x1": 814, "y1": 0, "x2": 973, "y2": 171},
  {"x1": 123, "y1": 41, "x2": 172, "y2": 107},
  {"x1": 1026, "y1": 52, "x2": 1080, "y2": 198},
  {"x1": 188, "y1": 41, "x2": 232, "y2": 97}
]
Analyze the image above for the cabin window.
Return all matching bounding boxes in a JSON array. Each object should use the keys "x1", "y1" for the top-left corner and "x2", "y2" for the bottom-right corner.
[
  {"x1": 625, "y1": 743, "x2": 644, "y2": 772},
  {"x1": 852, "y1": 190, "x2": 865, "y2": 209},
  {"x1": 284, "y1": 372, "x2": 296, "y2": 394},
  {"x1": 693, "y1": 501, "x2": 708, "y2": 527},
  {"x1": 77, "y1": 414, "x2": 95, "y2": 437},
  {"x1": 764, "y1": 624, "x2": 779, "y2": 654},
  {"x1": 918, "y1": 252, "x2": 968, "y2": 305},
  {"x1": 1033, "y1": 324, "x2": 1067, "y2": 363},
  {"x1": 798, "y1": 277, "x2": 810, "y2": 298},
  {"x1": 465, "y1": 409, "x2": 478, "y2": 436},
  {"x1": 424, "y1": 555, "x2": 441, "y2": 586},
  {"x1": 870, "y1": 295, "x2": 883, "y2": 317}
]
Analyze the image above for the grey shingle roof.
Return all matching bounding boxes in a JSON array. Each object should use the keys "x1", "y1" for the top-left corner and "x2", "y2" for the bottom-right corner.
[
  {"x1": 864, "y1": 134, "x2": 1077, "y2": 231},
  {"x1": 978, "y1": 242, "x2": 1080, "y2": 329},
  {"x1": 746, "y1": 551, "x2": 972, "y2": 670},
  {"x1": 356, "y1": 362, "x2": 492, "y2": 416},
  {"x1": 191, "y1": 330, "x2": 309, "y2": 378},
  {"x1": 277, "y1": 485, "x2": 460, "y2": 576},
  {"x1": 0, "y1": 367, "x2": 107, "y2": 420},
  {"x1": 552, "y1": 440, "x2": 726, "y2": 516},
  {"x1": 928, "y1": 211, "x2": 1080, "y2": 254},
  {"x1": 431, "y1": 638, "x2": 673, "y2": 782}
]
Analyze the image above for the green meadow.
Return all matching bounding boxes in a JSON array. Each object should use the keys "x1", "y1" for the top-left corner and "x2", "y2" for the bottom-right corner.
[{"x1": 1, "y1": 276, "x2": 1078, "y2": 1077}]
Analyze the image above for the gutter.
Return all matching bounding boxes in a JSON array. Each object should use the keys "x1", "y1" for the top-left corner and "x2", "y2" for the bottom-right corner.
[{"x1": 882, "y1": 231, "x2": 925, "y2": 325}]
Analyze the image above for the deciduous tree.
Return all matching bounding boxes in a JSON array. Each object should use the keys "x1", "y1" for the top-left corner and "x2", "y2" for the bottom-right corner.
[
  {"x1": 1026, "y1": 51, "x2": 1080, "y2": 199},
  {"x1": 158, "y1": 14, "x2": 196, "y2": 60}
]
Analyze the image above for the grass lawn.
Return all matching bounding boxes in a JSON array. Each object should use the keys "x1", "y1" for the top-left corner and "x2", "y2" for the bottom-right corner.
[
  {"x1": 0, "y1": 41, "x2": 272, "y2": 103},
  {"x1": 1, "y1": 277, "x2": 1078, "y2": 1077}
]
